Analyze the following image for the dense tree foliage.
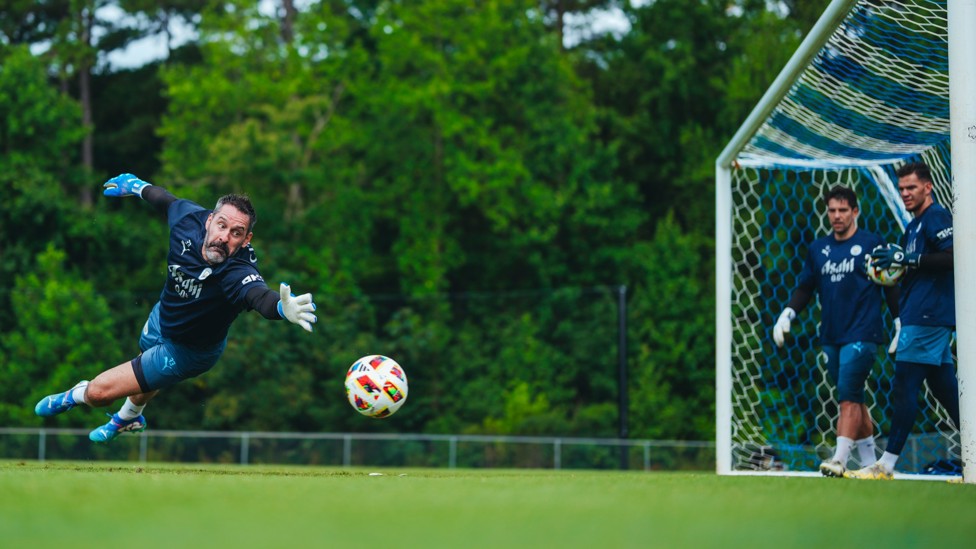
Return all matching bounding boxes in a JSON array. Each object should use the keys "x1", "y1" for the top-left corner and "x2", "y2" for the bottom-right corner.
[{"x1": 0, "y1": 0, "x2": 829, "y2": 441}]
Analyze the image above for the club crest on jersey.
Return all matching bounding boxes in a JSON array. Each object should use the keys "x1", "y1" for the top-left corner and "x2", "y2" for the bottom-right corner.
[{"x1": 850, "y1": 245, "x2": 862, "y2": 256}]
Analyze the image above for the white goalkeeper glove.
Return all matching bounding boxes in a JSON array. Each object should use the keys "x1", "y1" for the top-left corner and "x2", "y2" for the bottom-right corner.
[
  {"x1": 772, "y1": 307, "x2": 796, "y2": 348},
  {"x1": 888, "y1": 317, "x2": 901, "y2": 354},
  {"x1": 277, "y1": 282, "x2": 317, "y2": 332}
]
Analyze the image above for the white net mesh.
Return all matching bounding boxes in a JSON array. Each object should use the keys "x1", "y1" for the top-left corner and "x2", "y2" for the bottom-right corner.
[{"x1": 724, "y1": 0, "x2": 959, "y2": 473}]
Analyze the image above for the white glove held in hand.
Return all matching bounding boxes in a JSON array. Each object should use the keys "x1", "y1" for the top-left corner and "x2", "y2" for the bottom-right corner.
[
  {"x1": 888, "y1": 317, "x2": 901, "y2": 354},
  {"x1": 277, "y1": 282, "x2": 317, "y2": 332},
  {"x1": 773, "y1": 307, "x2": 796, "y2": 348}
]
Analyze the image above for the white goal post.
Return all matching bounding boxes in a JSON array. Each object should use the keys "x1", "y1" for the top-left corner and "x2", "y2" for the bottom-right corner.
[{"x1": 716, "y1": 0, "x2": 974, "y2": 481}]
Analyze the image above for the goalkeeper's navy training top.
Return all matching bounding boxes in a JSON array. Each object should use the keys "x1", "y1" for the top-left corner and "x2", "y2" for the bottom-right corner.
[
  {"x1": 899, "y1": 202, "x2": 955, "y2": 327},
  {"x1": 143, "y1": 187, "x2": 280, "y2": 348},
  {"x1": 797, "y1": 229, "x2": 887, "y2": 346}
]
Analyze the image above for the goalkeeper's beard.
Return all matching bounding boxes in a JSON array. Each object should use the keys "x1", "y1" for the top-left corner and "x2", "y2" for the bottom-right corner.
[{"x1": 202, "y1": 241, "x2": 230, "y2": 265}]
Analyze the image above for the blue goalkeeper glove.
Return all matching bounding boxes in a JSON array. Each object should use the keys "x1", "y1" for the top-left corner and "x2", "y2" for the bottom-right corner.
[
  {"x1": 870, "y1": 244, "x2": 919, "y2": 269},
  {"x1": 103, "y1": 173, "x2": 152, "y2": 198}
]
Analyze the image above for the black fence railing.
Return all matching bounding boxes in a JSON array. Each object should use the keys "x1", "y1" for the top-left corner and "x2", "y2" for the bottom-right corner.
[{"x1": 0, "y1": 428, "x2": 714, "y2": 471}]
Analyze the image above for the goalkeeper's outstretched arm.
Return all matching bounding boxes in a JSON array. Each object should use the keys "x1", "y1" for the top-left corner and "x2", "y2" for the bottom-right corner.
[
  {"x1": 141, "y1": 186, "x2": 178, "y2": 215},
  {"x1": 102, "y1": 173, "x2": 176, "y2": 215},
  {"x1": 245, "y1": 283, "x2": 317, "y2": 332}
]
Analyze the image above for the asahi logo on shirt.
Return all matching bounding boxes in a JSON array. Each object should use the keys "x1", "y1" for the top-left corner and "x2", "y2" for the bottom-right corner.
[
  {"x1": 169, "y1": 265, "x2": 203, "y2": 300},
  {"x1": 821, "y1": 257, "x2": 856, "y2": 283}
]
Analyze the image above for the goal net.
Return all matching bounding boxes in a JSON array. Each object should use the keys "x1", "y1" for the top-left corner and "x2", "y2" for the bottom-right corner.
[{"x1": 716, "y1": 0, "x2": 960, "y2": 475}]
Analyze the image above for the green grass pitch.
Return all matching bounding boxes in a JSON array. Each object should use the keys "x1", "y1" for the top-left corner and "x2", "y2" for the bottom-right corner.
[{"x1": 2, "y1": 461, "x2": 973, "y2": 548}]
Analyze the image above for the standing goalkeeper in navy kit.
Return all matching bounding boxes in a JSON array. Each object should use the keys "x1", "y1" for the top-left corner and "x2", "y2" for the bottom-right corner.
[
  {"x1": 34, "y1": 174, "x2": 318, "y2": 442},
  {"x1": 772, "y1": 185, "x2": 899, "y2": 477},
  {"x1": 846, "y1": 161, "x2": 959, "y2": 480}
]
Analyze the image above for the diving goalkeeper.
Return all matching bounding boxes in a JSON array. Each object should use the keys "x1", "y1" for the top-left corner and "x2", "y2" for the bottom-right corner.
[{"x1": 34, "y1": 174, "x2": 317, "y2": 442}]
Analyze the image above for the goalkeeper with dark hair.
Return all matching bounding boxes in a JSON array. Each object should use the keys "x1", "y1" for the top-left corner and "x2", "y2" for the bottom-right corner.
[
  {"x1": 772, "y1": 185, "x2": 899, "y2": 478},
  {"x1": 845, "y1": 161, "x2": 959, "y2": 480},
  {"x1": 34, "y1": 174, "x2": 318, "y2": 442}
]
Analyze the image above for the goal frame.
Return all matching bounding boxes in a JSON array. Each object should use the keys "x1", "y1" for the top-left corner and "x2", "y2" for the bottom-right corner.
[{"x1": 715, "y1": 0, "x2": 976, "y2": 482}]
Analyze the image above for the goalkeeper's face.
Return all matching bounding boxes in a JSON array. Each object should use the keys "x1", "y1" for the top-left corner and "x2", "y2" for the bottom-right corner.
[
  {"x1": 202, "y1": 205, "x2": 253, "y2": 265},
  {"x1": 897, "y1": 173, "x2": 933, "y2": 215},
  {"x1": 826, "y1": 198, "x2": 857, "y2": 240}
]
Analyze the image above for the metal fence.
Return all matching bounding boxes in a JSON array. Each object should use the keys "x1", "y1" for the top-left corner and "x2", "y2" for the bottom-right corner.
[{"x1": 0, "y1": 427, "x2": 715, "y2": 471}]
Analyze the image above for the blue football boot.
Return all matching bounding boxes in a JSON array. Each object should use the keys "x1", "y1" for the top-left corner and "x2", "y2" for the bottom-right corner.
[
  {"x1": 89, "y1": 413, "x2": 147, "y2": 443},
  {"x1": 35, "y1": 381, "x2": 89, "y2": 417}
]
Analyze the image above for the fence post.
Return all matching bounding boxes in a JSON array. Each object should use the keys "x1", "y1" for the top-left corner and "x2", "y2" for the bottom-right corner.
[
  {"x1": 38, "y1": 430, "x2": 46, "y2": 462},
  {"x1": 140, "y1": 432, "x2": 148, "y2": 463},
  {"x1": 343, "y1": 435, "x2": 352, "y2": 467},
  {"x1": 617, "y1": 284, "x2": 629, "y2": 470},
  {"x1": 449, "y1": 436, "x2": 457, "y2": 469},
  {"x1": 554, "y1": 439, "x2": 561, "y2": 469},
  {"x1": 240, "y1": 433, "x2": 250, "y2": 465}
]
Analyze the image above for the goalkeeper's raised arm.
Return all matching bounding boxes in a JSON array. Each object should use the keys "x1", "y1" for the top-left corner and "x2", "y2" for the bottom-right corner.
[{"x1": 34, "y1": 173, "x2": 317, "y2": 444}]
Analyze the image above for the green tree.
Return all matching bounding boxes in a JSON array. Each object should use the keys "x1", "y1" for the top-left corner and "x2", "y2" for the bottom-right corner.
[
  {"x1": 0, "y1": 246, "x2": 121, "y2": 426},
  {"x1": 628, "y1": 212, "x2": 714, "y2": 439},
  {"x1": 150, "y1": 0, "x2": 645, "y2": 437},
  {"x1": 0, "y1": 45, "x2": 85, "y2": 332},
  {"x1": 0, "y1": 0, "x2": 837, "y2": 443}
]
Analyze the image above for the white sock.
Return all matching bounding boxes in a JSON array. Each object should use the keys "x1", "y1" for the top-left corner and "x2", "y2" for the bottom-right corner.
[
  {"x1": 832, "y1": 436, "x2": 854, "y2": 464},
  {"x1": 117, "y1": 398, "x2": 146, "y2": 421},
  {"x1": 855, "y1": 437, "x2": 877, "y2": 465},
  {"x1": 878, "y1": 451, "x2": 899, "y2": 473},
  {"x1": 70, "y1": 381, "x2": 90, "y2": 405}
]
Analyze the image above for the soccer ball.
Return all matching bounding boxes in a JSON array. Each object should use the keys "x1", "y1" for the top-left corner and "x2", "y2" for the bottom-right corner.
[
  {"x1": 865, "y1": 253, "x2": 906, "y2": 287},
  {"x1": 344, "y1": 355, "x2": 408, "y2": 418}
]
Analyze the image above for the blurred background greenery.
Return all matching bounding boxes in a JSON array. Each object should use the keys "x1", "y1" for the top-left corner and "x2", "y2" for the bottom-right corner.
[{"x1": 0, "y1": 0, "x2": 828, "y2": 440}]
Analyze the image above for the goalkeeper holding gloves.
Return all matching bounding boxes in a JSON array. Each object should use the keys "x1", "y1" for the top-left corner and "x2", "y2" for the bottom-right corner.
[
  {"x1": 845, "y1": 162, "x2": 958, "y2": 480},
  {"x1": 869, "y1": 243, "x2": 920, "y2": 270}
]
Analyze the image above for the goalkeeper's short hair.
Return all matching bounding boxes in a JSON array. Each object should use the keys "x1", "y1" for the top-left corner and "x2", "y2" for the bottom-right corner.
[
  {"x1": 215, "y1": 194, "x2": 257, "y2": 232},
  {"x1": 895, "y1": 161, "x2": 932, "y2": 183},
  {"x1": 825, "y1": 185, "x2": 858, "y2": 211}
]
